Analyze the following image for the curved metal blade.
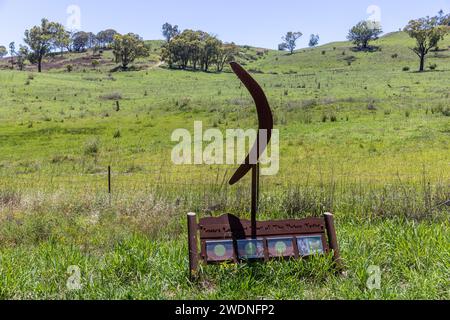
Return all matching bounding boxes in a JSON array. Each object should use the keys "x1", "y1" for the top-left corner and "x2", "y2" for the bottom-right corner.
[{"x1": 229, "y1": 62, "x2": 274, "y2": 186}]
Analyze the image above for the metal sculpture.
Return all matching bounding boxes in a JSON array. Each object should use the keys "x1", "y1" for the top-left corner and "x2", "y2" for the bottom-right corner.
[
  {"x1": 228, "y1": 62, "x2": 274, "y2": 238},
  {"x1": 187, "y1": 63, "x2": 342, "y2": 279}
]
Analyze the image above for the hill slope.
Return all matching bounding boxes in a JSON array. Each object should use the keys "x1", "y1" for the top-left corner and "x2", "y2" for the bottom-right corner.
[
  {"x1": 0, "y1": 31, "x2": 448, "y2": 300},
  {"x1": 243, "y1": 32, "x2": 450, "y2": 73}
]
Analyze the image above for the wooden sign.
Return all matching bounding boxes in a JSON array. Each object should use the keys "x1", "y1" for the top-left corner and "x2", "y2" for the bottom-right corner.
[{"x1": 187, "y1": 212, "x2": 342, "y2": 279}]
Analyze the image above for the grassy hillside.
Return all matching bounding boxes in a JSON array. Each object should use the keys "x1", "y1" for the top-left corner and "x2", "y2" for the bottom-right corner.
[
  {"x1": 0, "y1": 32, "x2": 448, "y2": 299},
  {"x1": 245, "y1": 31, "x2": 449, "y2": 73}
]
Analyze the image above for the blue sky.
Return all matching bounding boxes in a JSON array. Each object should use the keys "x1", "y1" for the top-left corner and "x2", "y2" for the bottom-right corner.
[{"x1": 1, "y1": 0, "x2": 449, "y2": 49}]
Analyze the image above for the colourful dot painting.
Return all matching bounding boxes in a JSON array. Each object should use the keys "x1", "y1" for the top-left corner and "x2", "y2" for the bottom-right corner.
[
  {"x1": 237, "y1": 239, "x2": 265, "y2": 260},
  {"x1": 267, "y1": 238, "x2": 295, "y2": 258},
  {"x1": 297, "y1": 236, "x2": 324, "y2": 256},
  {"x1": 206, "y1": 240, "x2": 234, "y2": 262},
  {"x1": 205, "y1": 236, "x2": 325, "y2": 262},
  {"x1": 214, "y1": 244, "x2": 226, "y2": 257}
]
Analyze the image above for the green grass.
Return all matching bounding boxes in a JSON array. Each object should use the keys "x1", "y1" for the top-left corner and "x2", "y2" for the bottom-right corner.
[{"x1": 0, "y1": 32, "x2": 449, "y2": 299}]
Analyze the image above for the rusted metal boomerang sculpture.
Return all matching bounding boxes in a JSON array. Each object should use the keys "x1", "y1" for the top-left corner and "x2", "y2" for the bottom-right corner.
[
  {"x1": 228, "y1": 62, "x2": 274, "y2": 186},
  {"x1": 186, "y1": 64, "x2": 343, "y2": 279}
]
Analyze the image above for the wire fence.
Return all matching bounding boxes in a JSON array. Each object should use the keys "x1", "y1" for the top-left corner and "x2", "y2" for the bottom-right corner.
[
  {"x1": 1, "y1": 161, "x2": 448, "y2": 221},
  {"x1": 1, "y1": 162, "x2": 449, "y2": 195}
]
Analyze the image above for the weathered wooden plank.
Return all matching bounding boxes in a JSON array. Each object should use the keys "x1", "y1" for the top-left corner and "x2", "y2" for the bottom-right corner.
[{"x1": 199, "y1": 214, "x2": 325, "y2": 239}]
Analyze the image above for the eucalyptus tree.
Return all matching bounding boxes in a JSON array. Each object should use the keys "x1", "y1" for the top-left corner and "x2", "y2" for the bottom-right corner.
[
  {"x1": 24, "y1": 18, "x2": 61, "y2": 72},
  {"x1": 404, "y1": 17, "x2": 447, "y2": 71}
]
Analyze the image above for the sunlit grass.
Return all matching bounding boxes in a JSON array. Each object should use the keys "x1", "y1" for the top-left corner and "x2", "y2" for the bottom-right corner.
[{"x1": 0, "y1": 32, "x2": 449, "y2": 299}]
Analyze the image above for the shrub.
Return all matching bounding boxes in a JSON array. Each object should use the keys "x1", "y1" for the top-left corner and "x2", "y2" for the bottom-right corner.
[
  {"x1": 113, "y1": 130, "x2": 121, "y2": 139},
  {"x1": 66, "y1": 65, "x2": 73, "y2": 73},
  {"x1": 330, "y1": 114, "x2": 337, "y2": 122},
  {"x1": 84, "y1": 138, "x2": 100, "y2": 156},
  {"x1": 391, "y1": 53, "x2": 398, "y2": 59},
  {"x1": 429, "y1": 63, "x2": 437, "y2": 70},
  {"x1": 367, "y1": 102, "x2": 377, "y2": 111},
  {"x1": 402, "y1": 66, "x2": 410, "y2": 72},
  {"x1": 177, "y1": 97, "x2": 190, "y2": 109},
  {"x1": 441, "y1": 108, "x2": 450, "y2": 117}
]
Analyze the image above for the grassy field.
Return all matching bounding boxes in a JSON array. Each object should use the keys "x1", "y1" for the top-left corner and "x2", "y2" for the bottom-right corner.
[{"x1": 0, "y1": 32, "x2": 449, "y2": 299}]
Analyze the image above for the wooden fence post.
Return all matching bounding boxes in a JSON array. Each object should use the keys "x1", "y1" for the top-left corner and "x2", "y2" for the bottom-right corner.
[
  {"x1": 108, "y1": 166, "x2": 111, "y2": 194},
  {"x1": 187, "y1": 212, "x2": 199, "y2": 280},
  {"x1": 324, "y1": 212, "x2": 343, "y2": 272},
  {"x1": 108, "y1": 166, "x2": 112, "y2": 205}
]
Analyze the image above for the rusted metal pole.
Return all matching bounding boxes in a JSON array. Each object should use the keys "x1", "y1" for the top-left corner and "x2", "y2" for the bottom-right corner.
[
  {"x1": 187, "y1": 212, "x2": 199, "y2": 280},
  {"x1": 251, "y1": 164, "x2": 259, "y2": 239},
  {"x1": 256, "y1": 162, "x2": 260, "y2": 207},
  {"x1": 324, "y1": 212, "x2": 343, "y2": 271}
]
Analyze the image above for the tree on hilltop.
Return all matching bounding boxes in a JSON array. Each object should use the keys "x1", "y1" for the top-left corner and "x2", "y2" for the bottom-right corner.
[
  {"x1": 404, "y1": 16, "x2": 447, "y2": 72},
  {"x1": 161, "y1": 29, "x2": 232, "y2": 72},
  {"x1": 72, "y1": 31, "x2": 90, "y2": 52},
  {"x1": 96, "y1": 29, "x2": 117, "y2": 48},
  {"x1": 215, "y1": 43, "x2": 238, "y2": 72},
  {"x1": 309, "y1": 34, "x2": 320, "y2": 47},
  {"x1": 16, "y1": 45, "x2": 29, "y2": 71},
  {"x1": 162, "y1": 23, "x2": 180, "y2": 43},
  {"x1": 347, "y1": 20, "x2": 382, "y2": 50},
  {"x1": 24, "y1": 18, "x2": 62, "y2": 72},
  {"x1": 9, "y1": 42, "x2": 15, "y2": 67},
  {"x1": 113, "y1": 33, "x2": 149, "y2": 69},
  {"x1": 279, "y1": 31, "x2": 303, "y2": 54},
  {"x1": 53, "y1": 25, "x2": 70, "y2": 56},
  {"x1": 436, "y1": 9, "x2": 450, "y2": 26},
  {"x1": 0, "y1": 46, "x2": 7, "y2": 59}
]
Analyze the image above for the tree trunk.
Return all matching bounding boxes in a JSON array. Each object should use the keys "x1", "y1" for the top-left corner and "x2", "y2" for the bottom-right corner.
[
  {"x1": 419, "y1": 53, "x2": 425, "y2": 72},
  {"x1": 38, "y1": 56, "x2": 42, "y2": 73},
  {"x1": 363, "y1": 40, "x2": 368, "y2": 49}
]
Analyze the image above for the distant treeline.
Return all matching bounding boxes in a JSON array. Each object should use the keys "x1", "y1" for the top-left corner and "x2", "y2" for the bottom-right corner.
[
  {"x1": 160, "y1": 25, "x2": 239, "y2": 72},
  {"x1": 2, "y1": 19, "x2": 148, "y2": 72},
  {"x1": 1, "y1": 10, "x2": 449, "y2": 73}
]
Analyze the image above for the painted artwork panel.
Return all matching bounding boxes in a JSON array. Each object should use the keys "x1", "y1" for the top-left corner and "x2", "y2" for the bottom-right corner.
[
  {"x1": 237, "y1": 239, "x2": 265, "y2": 260},
  {"x1": 297, "y1": 236, "x2": 324, "y2": 256},
  {"x1": 206, "y1": 240, "x2": 234, "y2": 262},
  {"x1": 267, "y1": 237, "x2": 295, "y2": 258}
]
